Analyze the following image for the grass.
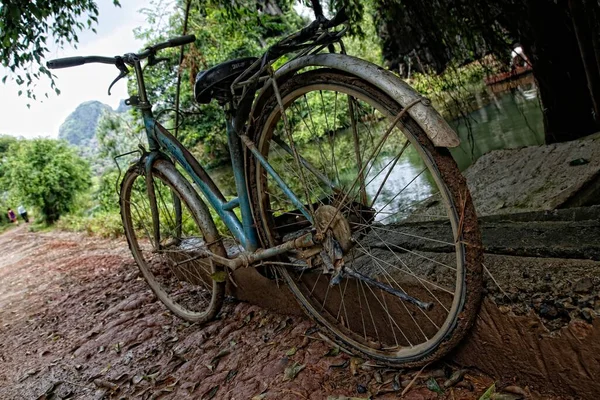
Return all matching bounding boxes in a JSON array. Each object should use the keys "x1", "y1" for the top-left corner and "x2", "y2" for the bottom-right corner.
[{"x1": 55, "y1": 211, "x2": 124, "y2": 238}]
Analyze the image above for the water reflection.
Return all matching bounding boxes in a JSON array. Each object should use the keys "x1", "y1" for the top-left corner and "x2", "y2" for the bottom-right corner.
[
  {"x1": 208, "y1": 87, "x2": 544, "y2": 221},
  {"x1": 449, "y1": 86, "x2": 544, "y2": 171},
  {"x1": 366, "y1": 153, "x2": 432, "y2": 222}
]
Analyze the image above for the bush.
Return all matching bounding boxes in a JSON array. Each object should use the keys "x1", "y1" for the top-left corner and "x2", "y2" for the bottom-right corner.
[{"x1": 2, "y1": 138, "x2": 91, "y2": 225}]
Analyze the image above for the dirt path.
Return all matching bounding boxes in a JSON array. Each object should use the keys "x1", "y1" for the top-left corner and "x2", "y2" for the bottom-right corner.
[{"x1": 0, "y1": 226, "x2": 517, "y2": 399}]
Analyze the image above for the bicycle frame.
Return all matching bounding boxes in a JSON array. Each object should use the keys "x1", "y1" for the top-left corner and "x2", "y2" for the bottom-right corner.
[{"x1": 130, "y1": 60, "x2": 311, "y2": 253}]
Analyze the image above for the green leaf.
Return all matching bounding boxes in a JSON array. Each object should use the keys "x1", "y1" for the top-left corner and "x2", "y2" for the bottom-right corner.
[
  {"x1": 210, "y1": 271, "x2": 227, "y2": 282},
  {"x1": 323, "y1": 346, "x2": 340, "y2": 357},
  {"x1": 283, "y1": 362, "x2": 305, "y2": 381},
  {"x1": 480, "y1": 383, "x2": 496, "y2": 400},
  {"x1": 285, "y1": 347, "x2": 297, "y2": 356},
  {"x1": 426, "y1": 377, "x2": 444, "y2": 395}
]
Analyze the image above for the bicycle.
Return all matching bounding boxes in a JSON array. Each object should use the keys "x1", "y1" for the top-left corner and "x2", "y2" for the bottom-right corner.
[{"x1": 47, "y1": 9, "x2": 483, "y2": 367}]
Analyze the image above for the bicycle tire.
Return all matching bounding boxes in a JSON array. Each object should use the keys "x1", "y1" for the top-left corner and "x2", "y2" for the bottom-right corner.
[
  {"x1": 120, "y1": 159, "x2": 226, "y2": 322},
  {"x1": 246, "y1": 69, "x2": 483, "y2": 366}
]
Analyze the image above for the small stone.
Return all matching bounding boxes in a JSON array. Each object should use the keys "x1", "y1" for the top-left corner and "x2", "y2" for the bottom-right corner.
[
  {"x1": 502, "y1": 385, "x2": 528, "y2": 396},
  {"x1": 581, "y1": 308, "x2": 595, "y2": 322},
  {"x1": 357, "y1": 384, "x2": 367, "y2": 394},
  {"x1": 573, "y1": 277, "x2": 593, "y2": 294}
]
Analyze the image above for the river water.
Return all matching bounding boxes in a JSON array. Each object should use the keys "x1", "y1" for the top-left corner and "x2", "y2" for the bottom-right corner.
[
  {"x1": 449, "y1": 86, "x2": 544, "y2": 170},
  {"x1": 208, "y1": 85, "x2": 545, "y2": 219}
]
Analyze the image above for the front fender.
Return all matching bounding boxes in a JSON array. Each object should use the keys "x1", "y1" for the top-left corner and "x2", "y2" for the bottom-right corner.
[{"x1": 254, "y1": 53, "x2": 459, "y2": 148}]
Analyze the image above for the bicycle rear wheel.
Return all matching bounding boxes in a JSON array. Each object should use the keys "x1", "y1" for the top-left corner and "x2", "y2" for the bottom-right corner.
[
  {"x1": 247, "y1": 69, "x2": 483, "y2": 366},
  {"x1": 120, "y1": 159, "x2": 226, "y2": 322}
]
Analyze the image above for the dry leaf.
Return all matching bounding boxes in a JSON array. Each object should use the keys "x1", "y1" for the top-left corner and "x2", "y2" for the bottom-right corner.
[{"x1": 283, "y1": 362, "x2": 306, "y2": 381}]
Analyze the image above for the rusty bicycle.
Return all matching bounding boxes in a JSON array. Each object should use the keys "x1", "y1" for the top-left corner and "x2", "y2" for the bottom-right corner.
[{"x1": 47, "y1": 8, "x2": 483, "y2": 367}]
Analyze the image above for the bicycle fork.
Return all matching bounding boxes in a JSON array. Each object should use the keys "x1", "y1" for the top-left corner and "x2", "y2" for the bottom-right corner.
[{"x1": 144, "y1": 151, "x2": 183, "y2": 250}]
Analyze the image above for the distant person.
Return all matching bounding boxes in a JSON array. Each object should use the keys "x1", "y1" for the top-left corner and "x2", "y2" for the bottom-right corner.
[
  {"x1": 7, "y1": 208, "x2": 18, "y2": 225},
  {"x1": 17, "y1": 205, "x2": 29, "y2": 223}
]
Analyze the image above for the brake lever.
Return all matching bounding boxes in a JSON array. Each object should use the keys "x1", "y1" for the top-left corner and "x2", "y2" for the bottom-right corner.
[
  {"x1": 146, "y1": 52, "x2": 170, "y2": 69},
  {"x1": 108, "y1": 56, "x2": 129, "y2": 96}
]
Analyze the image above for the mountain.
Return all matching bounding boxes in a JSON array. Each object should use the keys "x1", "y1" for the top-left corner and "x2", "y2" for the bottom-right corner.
[
  {"x1": 58, "y1": 100, "x2": 131, "y2": 175},
  {"x1": 58, "y1": 101, "x2": 112, "y2": 147}
]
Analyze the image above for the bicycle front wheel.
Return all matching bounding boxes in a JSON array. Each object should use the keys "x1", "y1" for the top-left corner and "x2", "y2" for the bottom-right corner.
[
  {"x1": 120, "y1": 159, "x2": 226, "y2": 322},
  {"x1": 247, "y1": 69, "x2": 483, "y2": 366}
]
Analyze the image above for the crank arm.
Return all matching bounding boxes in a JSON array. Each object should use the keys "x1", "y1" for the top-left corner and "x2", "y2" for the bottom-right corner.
[
  {"x1": 343, "y1": 267, "x2": 434, "y2": 311},
  {"x1": 208, "y1": 232, "x2": 317, "y2": 270}
]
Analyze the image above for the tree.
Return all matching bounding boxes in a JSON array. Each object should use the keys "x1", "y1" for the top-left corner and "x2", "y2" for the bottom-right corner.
[
  {"x1": 0, "y1": 0, "x2": 120, "y2": 99},
  {"x1": 363, "y1": 0, "x2": 600, "y2": 144},
  {"x1": 132, "y1": 0, "x2": 306, "y2": 165},
  {"x1": 2, "y1": 139, "x2": 91, "y2": 224}
]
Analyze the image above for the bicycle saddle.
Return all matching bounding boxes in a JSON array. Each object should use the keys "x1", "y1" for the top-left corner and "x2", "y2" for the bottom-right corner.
[{"x1": 194, "y1": 57, "x2": 260, "y2": 104}]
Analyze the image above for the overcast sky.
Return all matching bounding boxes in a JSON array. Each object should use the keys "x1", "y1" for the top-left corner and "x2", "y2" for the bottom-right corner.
[
  {"x1": 0, "y1": 1, "x2": 315, "y2": 140},
  {"x1": 0, "y1": 0, "x2": 149, "y2": 139}
]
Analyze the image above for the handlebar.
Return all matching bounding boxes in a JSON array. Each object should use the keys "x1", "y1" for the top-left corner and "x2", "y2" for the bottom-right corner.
[
  {"x1": 46, "y1": 35, "x2": 196, "y2": 70},
  {"x1": 46, "y1": 56, "x2": 117, "y2": 69}
]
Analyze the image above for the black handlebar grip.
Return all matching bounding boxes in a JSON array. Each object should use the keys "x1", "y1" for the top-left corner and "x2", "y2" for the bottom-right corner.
[
  {"x1": 167, "y1": 35, "x2": 196, "y2": 47},
  {"x1": 46, "y1": 56, "x2": 86, "y2": 69}
]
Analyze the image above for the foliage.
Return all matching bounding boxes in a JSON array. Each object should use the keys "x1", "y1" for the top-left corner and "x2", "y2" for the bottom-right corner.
[
  {"x1": 407, "y1": 57, "x2": 501, "y2": 119},
  {"x1": 2, "y1": 138, "x2": 91, "y2": 224},
  {"x1": 94, "y1": 169, "x2": 120, "y2": 212},
  {"x1": 0, "y1": 135, "x2": 18, "y2": 225},
  {"x1": 0, "y1": 0, "x2": 120, "y2": 100},
  {"x1": 130, "y1": 0, "x2": 306, "y2": 166}
]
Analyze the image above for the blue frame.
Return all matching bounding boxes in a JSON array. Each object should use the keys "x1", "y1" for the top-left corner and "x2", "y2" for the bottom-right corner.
[
  {"x1": 141, "y1": 110, "x2": 312, "y2": 252},
  {"x1": 128, "y1": 57, "x2": 312, "y2": 253}
]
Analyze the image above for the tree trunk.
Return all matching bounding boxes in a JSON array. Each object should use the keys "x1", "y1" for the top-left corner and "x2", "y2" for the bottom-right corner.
[{"x1": 509, "y1": 0, "x2": 599, "y2": 143}]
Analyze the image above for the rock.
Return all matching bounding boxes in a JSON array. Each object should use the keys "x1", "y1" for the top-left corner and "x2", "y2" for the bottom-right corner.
[
  {"x1": 574, "y1": 277, "x2": 594, "y2": 294},
  {"x1": 443, "y1": 369, "x2": 467, "y2": 388},
  {"x1": 581, "y1": 308, "x2": 596, "y2": 322},
  {"x1": 502, "y1": 385, "x2": 528, "y2": 396}
]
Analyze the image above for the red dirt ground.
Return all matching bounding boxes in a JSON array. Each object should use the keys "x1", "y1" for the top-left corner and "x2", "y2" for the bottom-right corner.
[{"x1": 0, "y1": 225, "x2": 518, "y2": 399}]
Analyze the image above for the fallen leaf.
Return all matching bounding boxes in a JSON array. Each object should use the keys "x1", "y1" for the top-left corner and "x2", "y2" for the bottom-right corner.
[
  {"x1": 349, "y1": 358, "x2": 362, "y2": 376},
  {"x1": 225, "y1": 369, "x2": 238, "y2": 383},
  {"x1": 203, "y1": 385, "x2": 219, "y2": 399},
  {"x1": 392, "y1": 373, "x2": 401, "y2": 391},
  {"x1": 99, "y1": 363, "x2": 111, "y2": 375},
  {"x1": 93, "y1": 379, "x2": 118, "y2": 391},
  {"x1": 323, "y1": 346, "x2": 340, "y2": 357},
  {"x1": 480, "y1": 383, "x2": 496, "y2": 400},
  {"x1": 286, "y1": 346, "x2": 297, "y2": 356},
  {"x1": 374, "y1": 371, "x2": 383, "y2": 384},
  {"x1": 283, "y1": 362, "x2": 306, "y2": 381},
  {"x1": 210, "y1": 271, "x2": 228, "y2": 282},
  {"x1": 444, "y1": 369, "x2": 467, "y2": 388},
  {"x1": 329, "y1": 360, "x2": 349, "y2": 369},
  {"x1": 427, "y1": 377, "x2": 444, "y2": 395},
  {"x1": 243, "y1": 312, "x2": 254, "y2": 324},
  {"x1": 252, "y1": 394, "x2": 267, "y2": 400}
]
